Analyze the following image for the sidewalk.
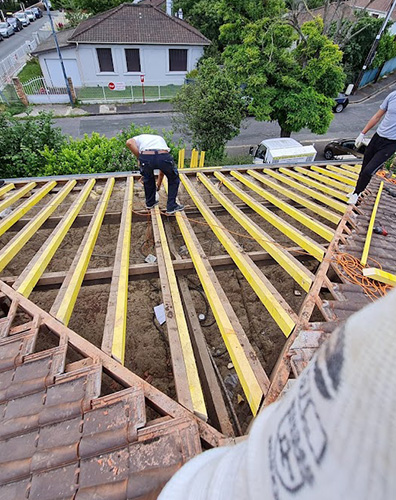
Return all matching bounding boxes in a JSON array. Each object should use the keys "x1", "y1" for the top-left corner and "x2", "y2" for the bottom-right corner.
[{"x1": 13, "y1": 71, "x2": 396, "y2": 119}]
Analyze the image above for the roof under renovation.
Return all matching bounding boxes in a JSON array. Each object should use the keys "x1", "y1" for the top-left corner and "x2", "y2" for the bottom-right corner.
[{"x1": 0, "y1": 162, "x2": 394, "y2": 498}]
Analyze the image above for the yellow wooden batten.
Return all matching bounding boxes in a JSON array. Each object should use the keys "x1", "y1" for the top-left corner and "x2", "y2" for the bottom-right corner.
[
  {"x1": 15, "y1": 180, "x2": 95, "y2": 298},
  {"x1": 0, "y1": 181, "x2": 77, "y2": 273},
  {"x1": 360, "y1": 182, "x2": 384, "y2": 267},
  {"x1": 294, "y1": 166, "x2": 352, "y2": 193},
  {"x1": 326, "y1": 165, "x2": 359, "y2": 180},
  {"x1": 0, "y1": 182, "x2": 36, "y2": 213},
  {"x1": 362, "y1": 268, "x2": 396, "y2": 286},
  {"x1": 181, "y1": 173, "x2": 297, "y2": 337},
  {"x1": 310, "y1": 165, "x2": 356, "y2": 186}
]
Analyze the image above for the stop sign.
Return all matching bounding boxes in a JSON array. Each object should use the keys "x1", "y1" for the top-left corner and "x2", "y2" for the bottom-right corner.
[{"x1": 108, "y1": 82, "x2": 115, "y2": 90}]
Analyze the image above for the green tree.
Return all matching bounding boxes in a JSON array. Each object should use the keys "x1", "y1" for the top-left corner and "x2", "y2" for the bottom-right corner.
[
  {"x1": 173, "y1": 58, "x2": 245, "y2": 161},
  {"x1": 53, "y1": 0, "x2": 123, "y2": 15},
  {"x1": 223, "y1": 18, "x2": 345, "y2": 136}
]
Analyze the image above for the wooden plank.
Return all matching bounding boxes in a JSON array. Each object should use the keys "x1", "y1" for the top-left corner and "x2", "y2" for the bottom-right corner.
[
  {"x1": 0, "y1": 280, "x2": 225, "y2": 447},
  {"x1": 279, "y1": 168, "x2": 349, "y2": 202},
  {"x1": 178, "y1": 277, "x2": 234, "y2": 435},
  {"x1": 1, "y1": 246, "x2": 316, "y2": 288},
  {"x1": 229, "y1": 170, "x2": 333, "y2": 244},
  {"x1": 361, "y1": 182, "x2": 384, "y2": 266},
  {"x1": 262, "y1": 207, "x2": 353, "y2": 408},
  {"x1": 0, "y1": 182, "x2": 36, "y2": 213},
  {"x1": 340, "y1": 163, "x2": 361, "y2": 174},
  {"x1": 248, "y1": 170, "x2": 341, "y2": 224},
  {"x1": 310, "y1": 165, "x2": 356, "y2": 186},
  {"x1": 265, "y1": 169, "x2": 347, "y2": 213},
  {"x1": 0, "y1": 181, "x2": 76, "y2": 273},
  {"x1": 102, "y1": 177, "x2": 133, "y2": 364},
  {"x1": 164, "y1": 178, "x2": 270, "y2": 415},
  {"x1": 151, "y1": 205, "x2": 207, "y2": 419},
  {"x1": 50, "y1": 178, "x2": 115, "y2": 325},
  {"x1": 201, "y1": 172, "x2": 315, "y2": 291},
  {"x1": 14, "y1": 180, "x2": 95, "y2": 297},
  {"x1": 0, "y1": 183, "x2": 14, "y2": 198},
  {"x1": 0, "y1": 181, "x2": 56, "y2": 237},
  {"x1": 326, "y1": 165, "x2": 359, "y2": 180},
  {"x1": 362, "y1": 267, "x2": 396, "y2": 286},
  {"x1": 181, "y1": 173, "x2": 297, "y2": 337},
  {"x1": 294, "y1": 167, "x2": 351, "y2": 193}
]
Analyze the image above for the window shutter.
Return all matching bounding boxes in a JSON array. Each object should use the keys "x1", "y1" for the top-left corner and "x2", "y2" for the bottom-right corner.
[
  {"x1": 96, "y1": 48, "x2": 114, "y2": 72},
  {"x1": 125, "y1": 49, "x2": 141, "y2": 72},
  {"x1": 169, "y1": 49, "x2": 187, "y2": 71}
]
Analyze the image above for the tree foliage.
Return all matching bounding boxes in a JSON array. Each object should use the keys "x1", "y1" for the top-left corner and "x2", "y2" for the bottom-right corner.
[
  {"x1": 53, "y1": 0, "x2": 123, "y2": 15},
  {"x1": 173, "y1": 58, "x2": 245, "y2": 160},
  {"x1": 223, "y1": 17, "x2": 345, "y2": 136}
]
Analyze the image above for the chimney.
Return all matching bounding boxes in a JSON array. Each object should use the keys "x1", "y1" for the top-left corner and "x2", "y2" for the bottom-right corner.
[
  {"x1": 166, "y1": 0, "x2": 172, "y2": 16},
  {"x1": 178, "y1": 8, "x2": 183, "y2": 19}
]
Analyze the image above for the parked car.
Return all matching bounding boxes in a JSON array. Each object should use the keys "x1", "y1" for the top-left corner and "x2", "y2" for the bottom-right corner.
[
  {"x1": 0, "y1": 33, "x2": 3, "y2": 42},
  {"x1": 14, "y1": 12, "x2": 30, "y2": 26},
  {"x1": 24, "y1": 10, "x2": 36, "y2": 22},
  {"x1": 0, "y1": 22, "x2": 15, "y2": 38},
  {"x1": 6, "y1": 17, "x2": 23, "y2": 32},
  {"x1": 333, "y1": 94, "x2": 349, "y2": 113},
  {"x1": 32, "y1": 7, "x2": 43, "y2": 18},
  {"x1": 324, "y1": 138, "x2": 367, "y2": 160}
]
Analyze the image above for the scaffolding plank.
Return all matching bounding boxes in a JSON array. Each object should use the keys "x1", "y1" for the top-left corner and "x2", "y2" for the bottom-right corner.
[
  {"x1": 0, "y1": 181, "x2": 77, "y2": 273},
  {"x1": 0, "y1": 181, "x2": 56, "y2": 237},
  {"x1": 326, "y1": 165, "x2": 359, "y2": 180},
  {"x1": 0, "y1": 182, "x2": 36, "y2": 213},
  {"x1": 165, "y1": 179, "x2": 270, "y2": 415},
  {"x1": 51, "y1": 178, "x2": 115, "y2": 326},
  {"x1": 102, "y1": 177, "x2": 133, "y2": 364},
  {"x1": 279, "y1": 168, "x2": 349, "y2": 202},
  {"x1": 229, "y1": 171, "x2": 333, "y2": 243},
  {"x1": 181, "y1": 174, "x2": 297, "y2": 337},
  {"x1": 203, "y1": 172, "x2": 315, "y2": 289},
  {"x1": 311, "y1": 165, "x2": 356, "y2": 186},
  {"x1": 361, "y1": 182, "x2": 383, "y2": 266},
  {"x1": 151, "y1": 205, "x2": 207, "y2": 419},
  {"x1": 0, "y1": 183, "x2": 14, "y2": 198},
  {"x1": 265, "y1": 170, "x2": 347, "y2": 213},
  {"x1": 14, "y1": 180, "x2": 95, "y2": 297},
  {"x1": 294, "y1": 166, "x2": 351, "y2": 193},
  {"x1": 247, "y1": 170, "x2": 340, "y2": 224}
]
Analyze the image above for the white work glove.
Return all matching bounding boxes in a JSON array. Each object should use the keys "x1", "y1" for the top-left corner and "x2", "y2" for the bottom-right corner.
[{"x1": 355, "y1": 132, "x2": 365, "y2": 148}]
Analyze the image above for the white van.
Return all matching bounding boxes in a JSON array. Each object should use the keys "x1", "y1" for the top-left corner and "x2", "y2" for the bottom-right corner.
[{"x1": 249, "y1": 138, "x2": 317, "y2": 164}]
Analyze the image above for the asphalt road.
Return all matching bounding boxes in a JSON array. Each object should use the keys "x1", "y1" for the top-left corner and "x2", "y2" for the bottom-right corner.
[
  {"x1": 0, "y1": 13, "x2": 49, "y2": 61},
  {"x1": 53, "y1": 84, "x2": 396, "y2": 159}
]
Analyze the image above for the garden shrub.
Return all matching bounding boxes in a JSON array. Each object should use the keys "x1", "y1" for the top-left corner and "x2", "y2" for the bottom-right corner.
[{"x1": 0, "y1": 112, "x2": 65, "y2": 179}]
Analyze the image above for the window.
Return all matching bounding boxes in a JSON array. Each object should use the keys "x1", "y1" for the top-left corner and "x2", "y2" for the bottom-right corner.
[
  {"x1": 169, "y1": 49, "x2": 187, "y2": 72},
  {"x1": 125, "y1": 49, "x2": 141, "y2": 72},
  {"x1": 96, "y1": 48, "x2": 114, "y2": 72}
]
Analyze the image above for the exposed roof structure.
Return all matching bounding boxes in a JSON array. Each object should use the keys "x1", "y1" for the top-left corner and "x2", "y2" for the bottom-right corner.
[
  {"x1": 68, "y1": 3, "x2": 210, "y2": 45},
  {"x1": 0, "y1": 162, "x2": 394, "y2": 497}
]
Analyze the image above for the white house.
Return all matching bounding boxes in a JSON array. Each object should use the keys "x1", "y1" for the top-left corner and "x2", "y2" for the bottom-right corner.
[{"x1": 32, "y1": 3, "x2": 210, "y2": 88}]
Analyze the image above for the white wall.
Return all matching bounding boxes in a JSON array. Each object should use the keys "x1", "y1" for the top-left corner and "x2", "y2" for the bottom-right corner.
[
  {"x1": 77, "y1": 44, "x2": 204, "y2": 86},
  {"x1": 38, "y1": 47, "x2": 80, "y2": 87}
]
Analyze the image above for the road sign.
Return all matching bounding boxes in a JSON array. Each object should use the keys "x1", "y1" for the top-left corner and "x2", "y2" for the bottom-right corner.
[
  {"x1": 114, "y1": 82, "x2": 126, "y2": 91},
  {"x1": 108, "y1": 82, "x2": 115, "y2": 90},
  {"x1": 140, "y1": 75, "x2": 145, "y2": 83}
]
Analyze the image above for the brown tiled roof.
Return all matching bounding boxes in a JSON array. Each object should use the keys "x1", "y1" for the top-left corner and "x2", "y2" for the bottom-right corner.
[
  {"x1": 32, "y1": 28, "x2": 75, "y2": 56},
  {"x1": 69, "y1": 3, "x2": 210, "y2": 45},
  {"x1": 140, "y1": 0, "x2": 166, "y2": 8}
]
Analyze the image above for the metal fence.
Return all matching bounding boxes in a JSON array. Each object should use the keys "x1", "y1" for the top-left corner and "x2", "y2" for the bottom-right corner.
[
  {"x1": 76, "y1": 83, "x2": 181, "y2": 104},
  {"x1": 22, "y1": 76, "x2": 70, "y2": 104},
  {"x1": 380, "y1": 56, "x2": 396, "y2": 78},
  {"x1": 0, "y1": 39, "x2": 38, "y2": 90}
]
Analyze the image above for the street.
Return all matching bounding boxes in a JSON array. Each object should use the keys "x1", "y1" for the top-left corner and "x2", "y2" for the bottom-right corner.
[
  {"x1": 0, "y1": 13, "x2": 49, "y2": 60},
  {"x1": 53, "y1": 85, "x2": 395, "y2": 160}
]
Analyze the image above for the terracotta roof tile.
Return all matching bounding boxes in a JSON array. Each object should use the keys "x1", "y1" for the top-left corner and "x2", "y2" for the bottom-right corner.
[
  {"x1": 69, "y1": 3, "x2": 210, "y2": 45},
  {"x1": 29, "y1": 463, "x2": 79, "y2": 500}
]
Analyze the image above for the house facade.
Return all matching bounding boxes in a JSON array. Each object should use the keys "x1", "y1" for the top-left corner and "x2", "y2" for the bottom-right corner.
[{"x1": 33, "y1": 3, "x2": 210, "y2": 88}]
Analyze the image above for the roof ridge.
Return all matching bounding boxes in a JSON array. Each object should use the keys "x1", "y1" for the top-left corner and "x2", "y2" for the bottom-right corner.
[
  {"x1": 151, "y1": 5, "x2": 211, "y2": 43},
  {"x1": 70, "y1": 3, "x2": 126, "y2": 41}
]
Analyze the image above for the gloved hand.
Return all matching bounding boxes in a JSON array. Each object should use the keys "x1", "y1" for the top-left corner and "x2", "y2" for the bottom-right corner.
[{"x1": 355, "y1": 132, "x2": 365, "y2": 148}]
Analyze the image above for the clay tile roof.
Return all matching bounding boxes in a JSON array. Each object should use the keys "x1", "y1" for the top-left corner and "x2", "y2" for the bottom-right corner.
[{"x1": 69, "y1": 2, "x2": 210, "y2": 45}]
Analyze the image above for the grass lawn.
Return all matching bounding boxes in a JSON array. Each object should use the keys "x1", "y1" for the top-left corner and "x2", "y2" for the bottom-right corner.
[
  {"x1": 17, "y1": 59, "x2": 43, "y2": 84},
  {"x1": 77, "y1": 84, "x2": 181, "y2": 102}
]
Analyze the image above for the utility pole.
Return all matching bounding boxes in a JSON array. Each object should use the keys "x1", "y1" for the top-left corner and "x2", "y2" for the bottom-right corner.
[
  {"x1": 43, "y1": 0, "x2": 74, "y2": 107},
  {"x1": 353, "y1": 0, "x2": 396, "y2": 92}
]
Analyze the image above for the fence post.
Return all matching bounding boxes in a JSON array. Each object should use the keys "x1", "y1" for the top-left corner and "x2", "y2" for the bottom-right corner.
[
  {"x1": 67, "y1": 77, "x2": 77, "y2": 104},
  {"x1": 102, "y1": 84, "x2": 106, "y2": 102},
  {"x1": 12, "y1": 77, "x2": 28, "y2": 106}
]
